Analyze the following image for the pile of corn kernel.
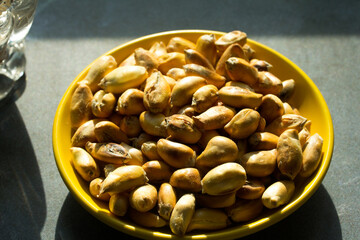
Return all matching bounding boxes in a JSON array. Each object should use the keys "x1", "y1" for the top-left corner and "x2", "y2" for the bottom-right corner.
[{"x1": 69, "y1": 30, "x2": 323, "y2": 236}]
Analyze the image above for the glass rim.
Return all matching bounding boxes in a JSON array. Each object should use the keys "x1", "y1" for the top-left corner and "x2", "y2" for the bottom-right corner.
[
  {"x1": 9, "y1": 0, "x2": 39, "y2": 9},
  {"x1": 0, "y1": 7, "x2": 13, "y2": 29}
]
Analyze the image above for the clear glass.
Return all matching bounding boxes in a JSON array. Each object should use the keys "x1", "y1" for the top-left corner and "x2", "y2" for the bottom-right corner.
[
  {"x1": 9, "y1": 0, "x2": 38, "y2": 45},
  {"x1": 0, "y1": 6, "x2": 13, "y2": 61},
  {"x1": 0, "y1": 7, "x2": 15, "y2": 101},
  {"x1": 0, "y1": 0, "x2": 37, "y2": 105}
]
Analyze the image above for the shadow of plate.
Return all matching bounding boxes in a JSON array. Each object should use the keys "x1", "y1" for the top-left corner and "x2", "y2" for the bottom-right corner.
[
  {"x1": 244, "y1": 184, "x2": 342, "y2": 240},
  {"x1": 55, "y1": 193, "x2": 139, "y2": 240},
  {"x1": 55, "y1": 184, "x2": 341, "y2": 240}
]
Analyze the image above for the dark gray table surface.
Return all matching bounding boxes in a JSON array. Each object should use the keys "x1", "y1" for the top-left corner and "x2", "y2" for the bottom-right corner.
[{"x1": 0, "y1": 0, "x2": 359, "y2": 239}]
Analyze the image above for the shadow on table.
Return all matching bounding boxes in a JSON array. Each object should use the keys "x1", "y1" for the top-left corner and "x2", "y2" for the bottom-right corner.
[
  {"x1": 0, "y1": 74, "x2": 26, "y2": 109},
  {"x1": 32, "y1": 0, "x2": 359, "y2": 39},
  {"x1": 55, "y1": 185, "x2": 341, "y2": 240},
  {"x1": 0, "y1": 102, "x2": 46, "y2": 240}
]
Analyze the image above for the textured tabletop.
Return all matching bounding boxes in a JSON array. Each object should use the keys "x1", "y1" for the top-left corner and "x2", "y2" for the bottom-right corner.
[{"x1": 0, "y1": 0, "x2": 359, "y2": 239}]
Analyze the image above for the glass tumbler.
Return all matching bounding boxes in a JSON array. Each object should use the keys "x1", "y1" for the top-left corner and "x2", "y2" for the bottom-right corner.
[
  {"x1": 0, "y1": 0, "x2": 37, "y2": 104},
  {"x1": 9, "y1": 0, "x2": 38, "y2": 47},
  {"x1": 0, "y1": 6, "x2": 15, "y2": 101}
]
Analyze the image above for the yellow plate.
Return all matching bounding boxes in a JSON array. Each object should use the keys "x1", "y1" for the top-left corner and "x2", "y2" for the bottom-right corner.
[{"x1": 53, "y1": 30, "x2": 334, "y2": 239}]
